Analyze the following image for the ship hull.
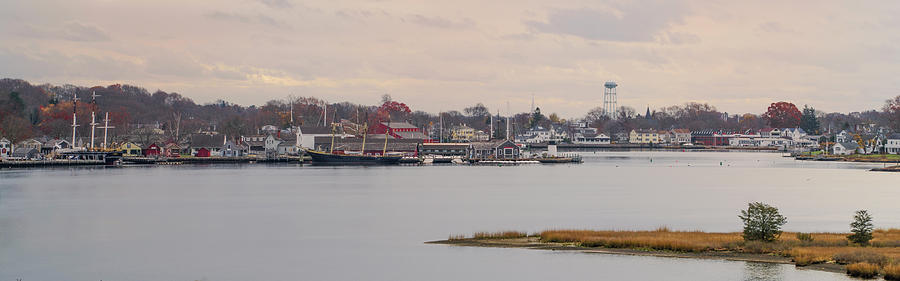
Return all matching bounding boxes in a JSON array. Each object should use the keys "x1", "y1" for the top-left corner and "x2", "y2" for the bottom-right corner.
[{"x1": 305, "y1": 150, "x2": 402, "y2": 165}]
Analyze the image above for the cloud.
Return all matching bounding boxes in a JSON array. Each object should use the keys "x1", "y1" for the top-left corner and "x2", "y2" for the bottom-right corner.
[
  {"x1": 757, "y1": 21, "x2": 795, "y2": 34},
  {"x1": 405, "y1": 14, "x2": 475, "y2": 29},
  {"x1": 205, "y1": 11, "x2": 289, "y2": 28},
  {"x1": 525, "y1": 1, "x2": 690, "y2": 42},
  {"x1": 19, "y1": 22, "x2": 111, "y2": 42},
  {"x1": 256, "y1": 0, "x2": 293, "y2": 9}
]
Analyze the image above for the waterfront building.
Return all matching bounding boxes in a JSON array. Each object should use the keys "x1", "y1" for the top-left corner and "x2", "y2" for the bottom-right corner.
[
  {"x1": 467, "y1": 139, "x2": 520, "y2": 159},
  {"x1": 449, "y1": 124, "x2": 476, "y2": 142},
  {"x1": 0, "y1": 138, "x2": 9, "y2": 158},
  {"x1": 836, "y1": 130, "x2": 851, "y2": 143},
  {"x1": 670, "y1": 129, "x2": 692, "y2": 144},
  {"x1": 419, "y1": 143, "x2": 470, "y2": 157},
  {"x1": 10, "y1": 148, "x2": 40, "y2": 160},
  {"x1": 17, "y1": 138, "x2": 42, "y2": 151},
  {"x1": 40, "y1": 139, "x2": 71, "y2": 155},
  {"x1": 143, "y1": 143, "x2": 161, "y2": 156},
  {"x1": 629, "y1": 129, "x2": 659, "y2": 144},
  {"x1": 691, "y1": 130, "x2": 733, "y2": 146},
  {"x1": 374, "y1": 122, "x2": 431, "y2": 142},
  {"x1": 833, "y1": 141, "x2": 861, "y2": 155},
  {"x1": 119, "y1": 142, "x2": 142, "y2": 156},
  {"x1": 573, "y1": 132, "x2": 611, "y2": 144},
  {"x1": 515, "y1": 126, "x2": 565, "y2": 144},
  {"x1": 297, "y1": 126, "x2": 336, "y2": 149},
  {"x1": 887, "y1": 133, "x2": 900, "y2": 155},
  {"x1": 189, "y1": 134, "x2": 226, "y2": 157},
  {"x1": 759, "y1": 128, "x2": 782, "y2": 138},
  {"x1": 313, "y1": 135, "x2": 420, "y2": 157}
]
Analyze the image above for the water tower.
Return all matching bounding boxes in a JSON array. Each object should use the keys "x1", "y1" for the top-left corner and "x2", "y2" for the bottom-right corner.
[{"x1": 603, "y1": 81, "x2": 618, "y2": 119}]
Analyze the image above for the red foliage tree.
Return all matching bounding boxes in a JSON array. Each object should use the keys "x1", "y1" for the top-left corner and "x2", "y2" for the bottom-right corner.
[
  {"x1": 367, "y1": 101, "x2": 411, "y2": 132},
  {"x1": 763, "y1": 101, "x2": 801, "y2": 128}
]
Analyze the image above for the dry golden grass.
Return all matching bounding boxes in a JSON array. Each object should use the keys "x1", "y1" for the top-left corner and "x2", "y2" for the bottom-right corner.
[
  {"x1": 884, "y1": 264, "x2": 900, "y2": 281},
  {"x1": 472, "y1": 231, "x2": 528, "y2": 239},
  {"x1": 541, "y1": 229, "x2": 741, "y2": 252},
  {"x1": 846, "y1": 262, "x2": 880, "y2": 278}
]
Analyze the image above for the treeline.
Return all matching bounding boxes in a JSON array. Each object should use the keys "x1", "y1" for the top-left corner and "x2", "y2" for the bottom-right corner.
[{"x1": 2, "y1": 78, "x2": 900, "y2": 146}]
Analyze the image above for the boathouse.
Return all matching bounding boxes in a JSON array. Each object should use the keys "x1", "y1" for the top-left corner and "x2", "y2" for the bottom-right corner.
[
  {"x1": 467, "y1": 140, "x2": 520, "y2": 159},
  {"x1": 143, "y1": 143, "x2": 161, "y2": 156},
  {"x1": 119, "y1": 142, "x2": 142, "y2": 156}
]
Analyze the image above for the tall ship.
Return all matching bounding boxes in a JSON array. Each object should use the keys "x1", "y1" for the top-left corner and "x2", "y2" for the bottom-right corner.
[{"x1": 304, "y1": 122, "x2": 403, "y2": 165}]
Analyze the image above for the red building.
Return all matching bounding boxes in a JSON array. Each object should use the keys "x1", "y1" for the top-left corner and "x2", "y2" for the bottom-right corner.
[
  {"x1": 692, "y1": 130, "x2": 733, "y2": 146},
  {"x1": 195, "y1": 147, "x2": 211, "y2": 157},
  {"x1": 143, "y1": 143, "x2": 161, "y2": 156},
  {"x1": 373, "y1": 122, "x2": 435, "y2": 143}
]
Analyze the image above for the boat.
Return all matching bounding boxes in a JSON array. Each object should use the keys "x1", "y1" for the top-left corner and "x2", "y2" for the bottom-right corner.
[{"x1": 305, "y1": 149, "x2": 402, "y2": 165}]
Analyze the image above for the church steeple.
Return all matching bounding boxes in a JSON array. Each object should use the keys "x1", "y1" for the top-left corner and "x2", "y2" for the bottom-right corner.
[{"x1": 645, "y1": 106, "x2": 651, "y2": 119}]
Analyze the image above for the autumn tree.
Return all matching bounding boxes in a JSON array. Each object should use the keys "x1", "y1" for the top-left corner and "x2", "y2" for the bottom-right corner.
[
  {"x1": 884, "y1": 95, "x2": 900, "y2": 132},
  {"x1": 763, "y1": 102, "x2": 801, "y2": 128}
]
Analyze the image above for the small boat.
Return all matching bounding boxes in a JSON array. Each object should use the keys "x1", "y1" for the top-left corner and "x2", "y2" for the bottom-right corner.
[{"x1": 305, "y1": 149, "x2": 402, "y2": 165}]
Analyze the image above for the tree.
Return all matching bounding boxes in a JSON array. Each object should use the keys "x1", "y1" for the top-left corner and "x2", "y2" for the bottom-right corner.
[
  {"x1": 763, "y1": 102, "x2": 801, "y2": 128},
  {"x1": 848, "y1": 210, "x2": 874, "y2": 245},
  {"x1": 529, "y1": 107, "x2": 545, "y2": 128},
  {"x1": 738, "y1": 202, "x2": 788, "y2": 242},
  {"x1": 800, "y1": 105, "x2": 820, "y2": 134},
  {"x1": 463, "y1": 103, "x2": 489, "y2": 118},
  {"x1": 884, "y1": 95, "x2": 900, "y2": 132}
]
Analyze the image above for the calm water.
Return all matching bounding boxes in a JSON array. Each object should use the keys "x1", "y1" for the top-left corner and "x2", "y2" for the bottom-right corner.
[{"x1": 1, "y1": 151, "x2": 897, "y2": 281}]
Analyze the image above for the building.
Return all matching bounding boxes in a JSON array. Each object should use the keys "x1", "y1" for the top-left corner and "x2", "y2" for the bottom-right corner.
[
  {"x1": 657, "y1": 130, "x2": 671, "y2": 144},
  {"x1": 313, "y1": 135, "x2": 420, "y2": 157},
  {"x1": 629, "y1": 129, "x2": 660, "y2": 144},
  {"x1": 190, "y1": 134, "x2": 227, "y2": 157},
  {"x1": 163, "y1": 142, "x2": 182, "y2": 157},
  {"x1": 419, "y1": 143, "x2": 470, "y2": 156},
  {"x1": 781, "y1": 128, "x2": 807, "y2": 140},
  {"x1": 835, "y1": 130, "x2": 851, "y2": 143},
  {"x1": 119, "y1": 142, "x2": 142, "y2": 156},
  {"x1": 143, "y1": 143, "x2": 161, "y2": 156},
  {"x1": 297, "y1": 126, "x2": 335, "y2": 149},
  {"x1": 573, "y1": 132, "x2": 611, "y2": 144},
  {"x1": 759, "y1": 128, "x2": 782, "y2": 138},
  {"x1": 691, "y1": 130, "x2": 733, "y2": 146},
  {"x1": 449, "y1": 124, "x2": 477, "y2": 142},
  {"x1": 468, "y1": 139, "x2": 520, "y2": 159},
  {"x1": 887, "y1": 134, "x2": 900, "y2": 155},
  {"x1": 670, "y1": 129, "x2": 692, "y2": 144},
  {"x1": 0, "y1": 138, "x2": 10, "y2": 158},
  {"x1": 374, "y1": 122, "x2": 431, "y2": 141},
  {"x1": 17, "y1": 139, "x2": 42, "y2": 151},
  {"x1": 728, "y1": 134, "x2": 791, "y2": 147},
  {"x1": 10, "y1": 148, "x2": 40, "y2": 160},
  {"x1": 515, "y1": 126, "x2": 565, "y2": 144},
  {"x1": 40, "y1": 139, "x2": 71, "y2": 154},
  {"x1": 833, "y1": 142, "x2": 860, "y2": 155}
]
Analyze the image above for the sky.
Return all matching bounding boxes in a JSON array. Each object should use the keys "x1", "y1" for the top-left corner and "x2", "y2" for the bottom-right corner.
[{"x1": 1, "y1": 0, "x2": 899, "y2": 118}]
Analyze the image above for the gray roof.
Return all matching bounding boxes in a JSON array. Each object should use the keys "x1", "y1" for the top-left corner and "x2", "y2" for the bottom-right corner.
[
  {"x1": 470, "y1": 140, "x2": 517, "y2": 150},
  {"x1": 888, "y1": 133, "x2": 900, "y2": 140},
  {"x1": 838, "y1": 141, "x2": 859, "y2": 150},
  {"x1": 393, "y1": 131, "x2": 429, "y2": 139},
  {"x1": 12, "y1": 147, "x2": 39, "y2": 157},
  {"x1": 382, "y1": 122, "x2": 418, "y2": 129},
  {"x1": 299, "y1": 126, "x2": 333, "y2": 134},
  {"x1": 190, "y1": 134, "x2": 225, "y2": 148}
]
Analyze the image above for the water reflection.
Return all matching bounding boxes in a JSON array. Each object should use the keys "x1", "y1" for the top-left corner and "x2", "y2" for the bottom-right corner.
[{"x1": 742, "y1": 262, "x2": 784, "y2": 281}]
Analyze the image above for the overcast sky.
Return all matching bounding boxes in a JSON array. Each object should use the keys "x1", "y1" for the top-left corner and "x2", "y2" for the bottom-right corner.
[{"x1": 1, "y1": 0, "x2": 899, "y2": 118}]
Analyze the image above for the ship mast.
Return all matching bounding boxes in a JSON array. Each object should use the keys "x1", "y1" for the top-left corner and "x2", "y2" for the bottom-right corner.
[
  {"x1": 89, "y1": 91, "x2": 100, "y2": 149},
  {"x1": 99, "y1": 112, "x2": 115, "y2": 149},
  {"x1": 71, "y1": 93, "x2": 80, "y2": 148}
]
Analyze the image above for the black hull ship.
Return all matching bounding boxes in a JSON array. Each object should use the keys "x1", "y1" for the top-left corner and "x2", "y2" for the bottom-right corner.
[{"x1": 305, "y1": 150, "x2": 402, "y2": 165}]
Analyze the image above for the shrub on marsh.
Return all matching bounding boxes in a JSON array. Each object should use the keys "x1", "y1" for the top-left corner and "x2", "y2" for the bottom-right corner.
[
  {"x1": 833, "y1": 249, "x2": 889, "y2": 266},
  {"x1": 739, "y1": 202, "x2": 787, "y2": 242},
  {"x1": 849, "y1": 210, "x2": 875, "y2": 245}
]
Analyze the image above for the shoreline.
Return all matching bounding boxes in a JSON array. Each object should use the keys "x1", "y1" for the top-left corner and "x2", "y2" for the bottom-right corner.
[{"x1": 426, "y1": 237, "x2": 846, "y2": 274}]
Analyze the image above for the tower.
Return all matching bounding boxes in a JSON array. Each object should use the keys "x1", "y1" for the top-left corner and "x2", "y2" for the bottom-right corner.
[{"x1": 603, "y1": 81, "x2": 618, "y2": 119}]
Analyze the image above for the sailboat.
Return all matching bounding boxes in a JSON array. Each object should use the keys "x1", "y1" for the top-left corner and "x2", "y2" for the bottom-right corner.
[{"x1": 304, "y1": 122, "x2": 402, "y2": 165}]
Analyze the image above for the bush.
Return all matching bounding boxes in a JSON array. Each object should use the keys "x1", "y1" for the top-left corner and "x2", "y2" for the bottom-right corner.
[
  {"x1": 846, "y1": 262, "x2": 879, "y2": 279},
  {"x1": 849, "y1": 210, "x2": 875, "y2": 245},
  {"x1": 884, "y1": 264, "x2": 900, "y2": 281},
  {"x1": 739, "y1": 202, "x2": 788, "y2": 242},
  {"x1": 796, "y1": 233, "x2": 814, "y2": 242}
]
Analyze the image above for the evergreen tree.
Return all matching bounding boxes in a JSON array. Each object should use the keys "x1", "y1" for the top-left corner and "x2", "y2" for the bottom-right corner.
[
  {"x1": 800, "y1": 105, "x2": 820, "y2": 134},
  {"x1": 848, "y1": 210, "x2": 874, "y2": 245}
]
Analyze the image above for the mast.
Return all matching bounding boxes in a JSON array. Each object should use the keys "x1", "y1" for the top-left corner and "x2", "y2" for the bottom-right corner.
[
  {"x1": 361, "y1": 124, "x2": 368, "y2": 155},
  {"x1": 439, "y1": 112, "x2": 443, "y2": 143},
  {"x1": 382, "y1": 117, "x2": 390, "y2": 155},
  {"x1": 71, "y1": 93, "x2": 80, "y2": 148},
  {"x1": 329, "y1": 122, "x2": 336, "y2": 153},
  {"x1": 323, "y1": 102, "x2": 327, "y2": 127},
  {"x1": 89, "y1": 91, "x2": 100, "y2": 149},
  {"x1": 99, "y1": 112, "x2": 114, "y2": 149}
]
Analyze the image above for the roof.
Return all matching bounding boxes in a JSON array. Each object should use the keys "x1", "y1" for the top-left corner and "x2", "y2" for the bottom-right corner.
[
  {"x1": 190, "y1": 134, "x2": 226, "y2": 148},
  {"x1": 888, "y1": 133, "x2": 900, "y2": 140},
  {"x1": 470, "y1": 139, "x2": 516, "y2": 150},
  {"x1": 12, "y1": 147, "x2": 38, "y2": 157},
  {"x1": 393, "y1": 131, "x2": 429, "y2": 139},
  {"x1": 671, "y1": 129, "x2": 691, "y2": 134},
  {"x1": 759, "y1": 128, "x2": 778, "y2": 132},
  {"x1": 0, "y1": 138, "x2": 9, "y2": 143},
  {"x1": 422, "y1": 143, "x2": 471, "y2": 149},
  {"x1": 299, "y1": 126, "x2": 333, "y2": 135},
  {"x1": 381, "y1": 122, "x2": 418, "y2": 129},
  {"x1": 837, "y1": 142, "x2": 859, "y2": 150}
]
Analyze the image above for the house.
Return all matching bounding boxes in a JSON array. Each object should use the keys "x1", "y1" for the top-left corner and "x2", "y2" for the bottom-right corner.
[
  {"x1": 836, "y1": 130, "x2": 851, "y2": 143},
  {"x1": 657, "y1": 130, "x2": 671, "y2": 144},
  {"x1": 0, "y1": 138, "x2": 10, "y2": 158},
  {"x1": 691, "y1": 130, "x2": 733, "y2": 146},
  {"x1": 759, "y1": 128, "x2": 782, "y2": 138},
  {"x1": 468, "y1": 139, "x2": 520, "y2": 159},
  {"x1": 419, "y1": 143, "x2": 470, "y2": 156},
  {"x1": 143, "y1": 143, "x2": 161, "y2": 156},
  {"x1": 833, "y1": 141, "x2": 860, "y2": 155},
  {"x1": 781, "y1": 128, "x2": 807, "y2": 140},
  {"x1": 10, "y1": 147, "x2": 40, "y2": 160},
  {"x1": 573, "y1": 132, "x2": 611, "y2": 144},
  {"x1": 728, "y1": 133, "x2": 791, "y2": 147},
  {"x1": 629, "y1": 129, "x2": 659, "y2": 144},
  {"x1": 40, "y1": 139, "x2": 71, "y2": 154},
  {"x1": 163, "y1": 142, "x2": 181, "y2": 157},
  {"x1": 515, "y1": 126, "x2": 565, "y2": 144},
  {"x1": 450, "y1": 124, "x2": 476, "y2": 142},
  {"x1": 297, "y1": 126, "x2": 335, "y2": 149},
  {"x1": 119, "y1": 142, "x2": 143, "y2": 156},
  {"x1": 190, "y1": 134, "x2": 226, "y2": 157},
  {"x1": 670, "y1": 129, "x2": 692, "y2": 144},
  {"x1": 17, "y1": 138, "x2": 42, "y2": 150},
  {"x1": 887, "y1": 134, "x2": 900, "y2": 155}
]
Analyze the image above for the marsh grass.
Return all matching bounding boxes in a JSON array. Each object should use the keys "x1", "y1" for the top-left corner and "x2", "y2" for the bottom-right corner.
[
  {"x1": 884, "y1": 264, "x2": 900, "y2": 281},
  {"x1": 846, "y1": 262, "x2": 880, "y2": 278},
  {"x1": 472, "y1": 231, "x2": 528, "y2": 239}
]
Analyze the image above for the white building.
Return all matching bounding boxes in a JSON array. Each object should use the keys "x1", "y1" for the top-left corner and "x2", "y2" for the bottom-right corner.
[
  {"x1": 515, "y1": 126, "x2": 565, "y2": 144},
  {"x1": 887, "y1": 134, "x2": 900, "y2": 155},
  {"x1": 833, "y1": 141, "x2": 860, "y2": 155}
]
